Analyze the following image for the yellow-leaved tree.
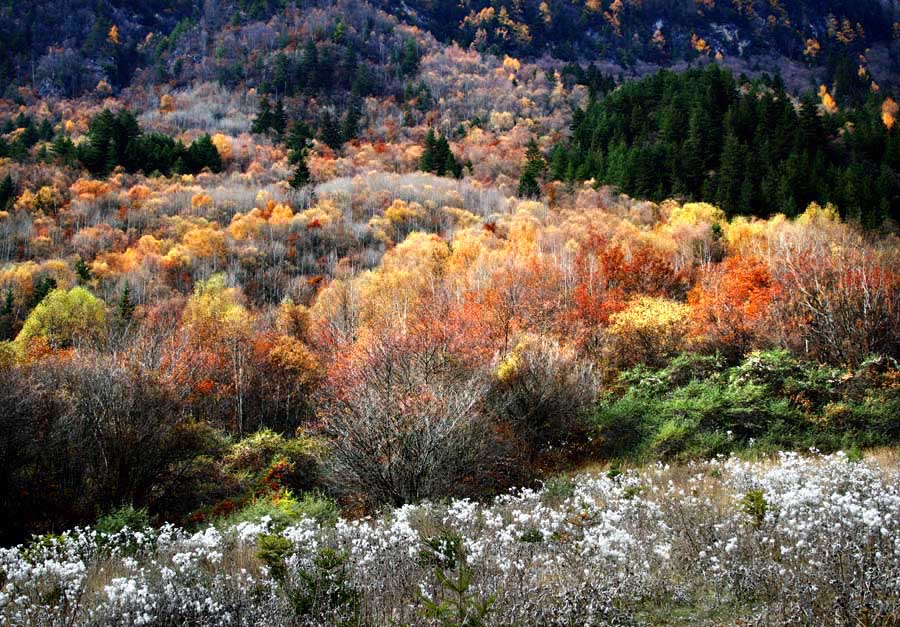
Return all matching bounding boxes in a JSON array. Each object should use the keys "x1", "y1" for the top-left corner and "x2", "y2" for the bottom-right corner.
[
  {"x1": 16, "y1": 287, "x2": 107, "y2": 350},
  {"x1": 607, "y1": 296, "x2": 690, "y2": 369},
  {"x1": 182, "y1": 274, "x2": 253, "y2": 433}
]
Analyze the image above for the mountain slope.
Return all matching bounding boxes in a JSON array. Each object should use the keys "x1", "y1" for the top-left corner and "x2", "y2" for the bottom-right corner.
[{"x1": 2, "y1": 0, "x2": 898, "y2": 100}]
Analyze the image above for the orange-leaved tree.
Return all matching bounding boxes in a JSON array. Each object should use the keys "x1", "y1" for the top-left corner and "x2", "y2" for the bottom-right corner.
[{"x1": 688, "y1": 255, "x2": 779, "y2": 361}]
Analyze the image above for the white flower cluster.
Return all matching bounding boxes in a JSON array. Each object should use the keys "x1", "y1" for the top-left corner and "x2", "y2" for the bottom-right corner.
[{"x1": 2, "y1": 452, "x2": 898, "y2": 626}]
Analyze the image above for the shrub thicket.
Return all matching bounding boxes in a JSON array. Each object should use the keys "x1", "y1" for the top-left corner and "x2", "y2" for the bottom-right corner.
[{"x1": 593, "y1": 350, "x2": 900, "y2": 462}]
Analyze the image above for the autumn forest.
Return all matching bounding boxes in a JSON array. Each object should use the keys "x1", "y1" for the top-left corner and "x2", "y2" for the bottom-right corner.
[{"x1": 1, "y1": 1, "x2": 900, "y2": 625}]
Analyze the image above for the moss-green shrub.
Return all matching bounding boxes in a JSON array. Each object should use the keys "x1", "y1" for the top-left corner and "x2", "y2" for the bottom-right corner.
[
  {"x1": 592, "y1": 351, "x2": 900, "y2": 462},
  {"x1": 96, "y1": 505, "x2": 150, "y2": 534},
  {"x1": 222, "y1": 489, "x2": 339, "y2": 530}
]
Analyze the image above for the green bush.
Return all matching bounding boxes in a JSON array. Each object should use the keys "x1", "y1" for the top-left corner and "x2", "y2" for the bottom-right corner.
[
  {"x1": 591, "y1": 351, "x2": 900, "y2": 462},
  {"x1": 96, "y1": 505, "x2": 150, "y2": 534},
  {"x1": 418, "y1": 531, "x2": 495, "y2": 627},
  {"x1": 225, "y1": 429, "x2": 324, "y2": 494},
  {"x1": 593, "y1": 392, "x2": 657, "y2": 458},
  {"x1": 259, "y1": 534, "x2": 359, "y2": 624},
  {"x1": 540, "y1": 475, "x2": 576, "y2": 504},
  {"x1": 649, "y1": 418, "x2": 694, "y2": 459},
  {"x1": 257, "y1": 533, "x2": 293, "y2": 581},
  {"x1": 739, "y1": 489, "x2": 768, "y2": 528},
  {"x1": 222, "y1": 489, "x2": 339, "y2": 530}
]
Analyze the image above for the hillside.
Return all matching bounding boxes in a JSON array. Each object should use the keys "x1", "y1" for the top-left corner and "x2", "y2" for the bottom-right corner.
[
  {"x1": 554, "y1": 65, "x2": 900, "y2": 226},
  {"x1": 1, "y1": 2, "x2": 900, "y2": 624},
  {"x1": 3, "y1": 0, "x2": 900, "y2": 99}
]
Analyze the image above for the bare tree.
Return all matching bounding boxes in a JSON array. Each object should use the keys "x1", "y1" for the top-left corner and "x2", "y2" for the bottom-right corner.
[
  {"x1": 771, "y1": 229, "x2": 900, "y2": 365},
  {"x1": 490, "y1": 335, "x2": 598, "y2": 462},
  {"x1": 319, "y1": 329, "x2": 499, "y2": 506}
]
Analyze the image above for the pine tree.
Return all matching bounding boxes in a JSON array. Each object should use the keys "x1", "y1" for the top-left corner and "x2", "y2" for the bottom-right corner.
[
  {"x1": 332, "y1": 16, "x2": 346, "y2": 43},
  {"x1": 342, "y1": 95, "x2": 362, "y2": 142},
  {"x1": 118, "y1": 282, "x2": 135, "y2": 321},
  {"x1": 272, "y1": 99, "x2": 287, "y2": 137},
  {"x1": 351, "y1": 61, "x2": 372, "y2": 96},
  {"x1": 518, "y1": 138, "x2": 546, "y2": 198},
  {"x1": 52, "y1": 136, "x2": 78, "y2": 167},
  {"x1": 605, "y1": 141, "x2": 629, "y2": 189},
  {"x1": 20, "y1": 119, "x2": 39, "y2": 148},
  {"x1": 716, "y1": 132, "x2": 744, "y2": 215},
  {"x1": 112, "y1": 110, "x2": 141, "y2": 164},
  {"x1": 524, "y1": 138, "x2": 546, "y2": 174},
  {"x1": 400, "y1": 39, "x2": 420, "y2": 77},
  {"x1": 79, "y1": 109, "x2": 115, "y2": 174},
  {"x1": 419, "y1": 129, "x2": 462, "y2": 178},
  {"x1": 420, "y1": 130, "x2": 462, "y2": 178},
  {"x1": 273, "y1": 53, "x2": 291, "y2": 96},
  {"x1": 0, "y1": 174, "x2": 13, "y2": 210},
  {"x1": 251, "y1": 97, "x2": 274, "y2": 135},
  {"x1": 290, "y1": 149, "x2": 311, "y2": 188},
  {"x1": 37, "y1": 119, "x2": 54, "y2": 142},
  {"x1": 518, "y1": 168, "x2": 541, "y2": 198},
  {"x1": 797, "y1": 96, "x2": 823, "y2": 154},
  {"x1": 435, "y1": 135, "x2": 453, "y2": 176},
  {"x1": 301, "y1": 40, "x2": 320, "y2": 94},
  {"x1": 0, "y1": 289, "x2": 13, "y2": 340},
  {"x1": 75, "y1": 259, "x2": 92, "y2": 284},
  {"x1": 31, "y1": 277, "x2": 57, "y2": 307},
  {"x1": 286, "y1": 121, "x2": 313, "y2": 189},
  {"x1": 420, "y1": 129, "x2": 438, "y2": 172},
  {"x1": 319, "y1": 111, "x2": 343, "y2": 150},
  {"x1": 186, "y1": 135, "x2": 222, "y2": 173},
  {"x1": 286, "y1": 121, "x2": 313, "y2": 153},
  {"x1": 681, "y1": 108, "x2": 707, "y2": 196}
]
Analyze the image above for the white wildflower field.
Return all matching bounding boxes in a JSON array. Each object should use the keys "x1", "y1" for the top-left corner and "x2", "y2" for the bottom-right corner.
[{"x1": 2, "y1": 452, "x2": 899, "y2": 626}]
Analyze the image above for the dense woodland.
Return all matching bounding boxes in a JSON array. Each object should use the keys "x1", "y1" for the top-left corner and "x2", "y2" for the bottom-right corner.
[
  {"x1": 0, "y1": 0, "x2": 898, "y2": 561},
  {"x1": 1, "y1": 3, "x2": 900, "y2": 626},
  {"x1": 554, "y1": 65, "x2": 900, "y2": 226},
  {"x1": 3, "y1": 0, "x2": 899, "y2": 99}
]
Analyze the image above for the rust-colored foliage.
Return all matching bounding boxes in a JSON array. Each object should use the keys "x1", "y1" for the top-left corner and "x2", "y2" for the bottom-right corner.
[
  {"x1": 689, "y1": 256, "x2": 779, "y2": 360},
  {"x1": 567, "y1": 231, "x2": 686, "y2": 353}
]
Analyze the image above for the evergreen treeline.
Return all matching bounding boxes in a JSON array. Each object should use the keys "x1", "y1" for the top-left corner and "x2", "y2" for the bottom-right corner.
[
  {"x1": 551, "y1": 65, "x2": 900, "y2": 227},
  {"x1": 0, "y1": 109, "x2": 222, "y2": 177},
  {"x1": 77, "y1": 109, "x2": 221, "y2": 176},
  {"x1": 0, "y1": 0, "x2": 196, "y2": 98},
  {"x1": 0, "y1": 114, "x2": 54, "y2": 161},
  {"x1": 258, "y1": 32, "x2": 418, "y2": 100},
  {"x1": 419, "y1": 129, "x2": 464, "y2": 178}
]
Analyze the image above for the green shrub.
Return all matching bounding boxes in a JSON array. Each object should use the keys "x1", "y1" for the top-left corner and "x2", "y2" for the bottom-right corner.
[
  {"x1": 650, "y1": 418, "x2": 694, "y2": 459},
  {"x1": 591, "y1": 352, "x2": 900, "y2": 463},
  {"x1": 739, "y1": 489, "x2": 768, "y2": 528},
  {"x1": 223, "y1": 489, "x2": 340, "y2": 530},
  {"x1": 519, "y1": 528, "x2": 543, "y2": 543},
  {"x1": 419, "y1": 531, "x2": 465, "y2": 570},
  {"x1": 419, "y1": 530, "x2": 495, "y2": 627},
  {"x1": 683, "y1": 429, "x2": 733, "y2": 459},
  {"x1": 96, "y1": 505, "x2": 150, "y2": 534},
  {"x1": 257, "y1": 533, "x2": 293, "y2": 581},
  {"x1": 845, "y1": 444, "x2": 864, "y2": 464},
  {"x1": 294, "y1": 491, "x2": 340, "y2": 526},
  {"x1": 289, "y1": 547, "x2": 358, "y2": 622},
  {"x1": 225, "y1": 429, "x2": 324, "y2": 492},
  {"x1": 540, "y1": 475, "x2": 576, "y2": 504},
  {"x1": 731, "y1": 350, "x2": 804, "y2": 393},
  {"x1": 658, "y1": 352, "x2": 726, "y2": 387},
  {"x1": 258, "y1": 535, "x2": 359, "y2": 623},
  {"x1": 593, "y1": 391, "x2": 658, "y2": 458}
]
